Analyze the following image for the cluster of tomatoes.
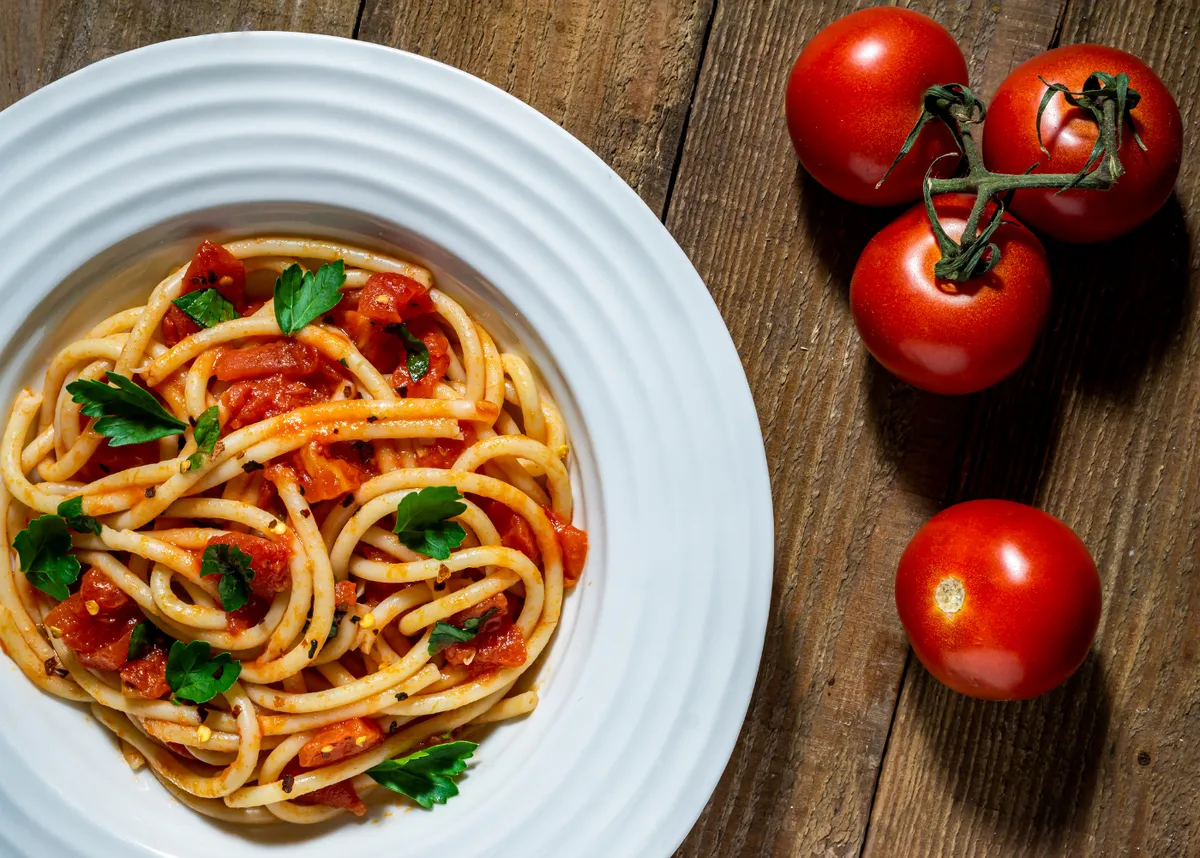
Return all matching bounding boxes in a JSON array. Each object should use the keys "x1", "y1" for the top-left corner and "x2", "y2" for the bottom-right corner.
[{"x1": 785, "y1": 8, "x2": 1183, "y2": 700}]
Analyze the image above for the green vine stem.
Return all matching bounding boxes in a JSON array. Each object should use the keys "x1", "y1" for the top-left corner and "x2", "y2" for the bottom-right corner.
[{"x1": 879, "y1": 73, "x2": 1144, "y2": 282}]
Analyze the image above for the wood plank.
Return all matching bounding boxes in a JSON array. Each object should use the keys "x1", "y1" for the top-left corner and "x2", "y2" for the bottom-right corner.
[
  {"x1": 0, "y1": 0, "x2": 361, "y2": 111},
  {"x1": 356, "y1": 0, "x2": 714, "y2": 215},
  {"x1": 662, "y1": 1, "x2": 1061, "y2": 855},
  {"x1": 864, "y1": 0, "x2": 1200, "y2": 855}
]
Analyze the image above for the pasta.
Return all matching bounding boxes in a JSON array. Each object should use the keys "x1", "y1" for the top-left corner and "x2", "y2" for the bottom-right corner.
[{"x1": 0, "y1": 237, "x2": 588, "y2": 822}]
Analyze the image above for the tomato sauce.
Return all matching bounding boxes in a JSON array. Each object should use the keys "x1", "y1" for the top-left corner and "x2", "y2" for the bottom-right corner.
[
  {"x1": 357, "y1": 272, "x2": 435, "y2": 324},
  {"x1": 545, "y1": 508, "x2": 588, "y2": 585},
  {"x1": 43, "y1": 569, "x2": 142, "y2": 672}
]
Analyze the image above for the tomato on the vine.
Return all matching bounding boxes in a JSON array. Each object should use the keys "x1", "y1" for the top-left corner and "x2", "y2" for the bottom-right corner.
[
  {"x1": 850, "y1": 194, "x2": 1050, "y2": 395},
  {"x1": 982, "y1": 44, "x2": 1182, "y2": 243},
  {"x1": 785, "y1": 7, "x2": 968, "y2": 206},
  {"x1": 895, "y1": 500, "x2": 1101, "y2": 700}
]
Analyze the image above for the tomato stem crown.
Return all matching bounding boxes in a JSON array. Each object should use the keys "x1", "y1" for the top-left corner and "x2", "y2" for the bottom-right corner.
[{"x1": 881, "y1": 73, "x2": 1143, "y2": 281}]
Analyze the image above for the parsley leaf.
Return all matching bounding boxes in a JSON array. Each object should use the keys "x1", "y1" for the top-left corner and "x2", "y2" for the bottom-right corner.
[
  {"x1": 165, "y1": 640, "x2": 240, "y2": 704},
  {"x1": 393, "y1": 486, "x2": 466, "y2": 560},
  {"x1": 274, "y1": 260, "x2": 346, "y2": 335},
  {"x1": 12, "y1": 514, "x2": 80, "y2": 601},
  {"x1": 57, "y1": 496, "x2": 101, "y2": 535},
  {"x1": 172, "y1": 288, "x2": 239, "y2": 328},
  {"x1": 127, "y1": 623, "x2": 151, "y2": 661},
  {"x1": 428, "y1": 608, "x2": 498, "y2": 655},
  {"x1": 186, "y1": 406, "x2": 221, "y2": 471},
  {"x1": 199, "y1": 543, "x2": 255, "y2": 612},
  {"x1": 366, "y1": 741, "x2": 478, "y2": 809},
  {"x1": 385, "y1": 322, "x2": 431, "y2": 381},
  {"x1": 66, "y1": 372, "x2": 187, "y2": 447}
]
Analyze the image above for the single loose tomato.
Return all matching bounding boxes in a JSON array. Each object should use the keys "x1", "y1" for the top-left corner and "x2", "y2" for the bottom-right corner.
[
  {"x1": 850, "y1": 194, "x2": 1051, "y2": 394},
  {"x1": 895, "y1": 500, "x2": 1101, "y2": 700},
  {"x1": 391, "y1": 317, "x2": 450, "y2": 398},
  {"x1": 206, "y1": 531, "x2": 292, "y2": 598},
  {"x1": 162, "y1": 240, "x2": 247, "y2": 346},
  {"x1": 785, "y1": 7, "x2": 968, "y2": 205},
  {"x1": 982, "y1": 44, "x2": 1182, "y2": 243}
]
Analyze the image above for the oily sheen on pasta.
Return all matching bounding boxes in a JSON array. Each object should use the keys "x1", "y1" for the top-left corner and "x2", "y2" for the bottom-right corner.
[{"x1": 0, "y1": 237, "x2": 588, "y2": 824}]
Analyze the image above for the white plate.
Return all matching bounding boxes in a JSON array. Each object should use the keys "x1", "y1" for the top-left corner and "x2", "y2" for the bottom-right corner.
[{"x1": 0, "y1": 33, "x2": 772, "y2": 858}]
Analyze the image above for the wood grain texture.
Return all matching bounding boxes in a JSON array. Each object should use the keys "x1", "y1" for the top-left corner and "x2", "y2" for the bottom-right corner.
[
  {"x1": 661, "y1": 2, "x2": 1059, "y2": 855},
  {"x1": 0, "y1": 0, "x2": 360, "y2": 111},
  {"x1": 356, "y1": 0, "x2": 713, "y2": 215},
  {"x1": 864, "y1": 1, "x2": 1200, "y2": 856}
]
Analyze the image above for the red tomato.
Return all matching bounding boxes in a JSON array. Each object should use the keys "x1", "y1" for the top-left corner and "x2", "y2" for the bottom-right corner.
[
  {"x1": 896, "y1": 500, "x2": 1101, "y2": 700},
  {"x1": 293, "y1": 440, "x2": 371, "y2": 503},
  {"x1": 162, "y1": 240, "x2": 247, "y2": 346},
  {"x1": 44, "y1": 570, "x2": 142, "y2": 670},
  {"x1": 214, "y1": 340, "x2": 322, "y2": 381},
  {"x1": 482, "y1": 500, "x2": 540, "y2": 566},
  {"x1": 785, "y1": 7, "x2": 968, "y2": 206},
  {"x1": 298, "y1": 718, "x2": 385, "y2": 768},
  {"x1": 982, "y1": 45, "x2": 1182, "y2": 243},
  {"x1": 391, "y1": 317, "x2": 450, "y2": 399},
  {"x1": 183, "y1": 240, "x2": 246, "y2": 307},
  {"x1": 850, "y1": 194, "x2": 1051, "y2": 394},
  {"x1": 358, "y1": 272, "x2": 435, "y2": 323},
  {"x1": 221, "y1": 376, "x2": 316, "y2": 431},
  {"x1": 120, "y1": 646, "x2": 169, "y2": 699},
  {"x1": 283, "y1": 758, "x2": 368, "y2": 816},
  {"x1": 338, "y1": 308, "x2": 405, "y2": 373},
  {"x1": 76, "y1": 438, "x2": 159, "y2": 483},
  {"x1": 544, "y1": 508, "x2": 588, "y2": 584},
  {"x1": 206, "y1": 531, "x2": 292, "y2": 599}
]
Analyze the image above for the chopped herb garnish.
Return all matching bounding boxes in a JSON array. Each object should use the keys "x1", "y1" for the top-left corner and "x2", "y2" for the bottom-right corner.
[
  {"x1": 274, "y1": 260, "x2": 346, "y2": 335},
  {"x1": 242, "y1": 461, "x2": 264, "y2": 473},
  {"x1": 172, "y1": 288, "x2": 239, "y2": 328},
  {"x1": 66, "y1": 372, "x2": 187, "y2": 446},
  {"x1": 12, "y1": 514, "x2": 81, "y2": 601},
  {"x1": 127, "y1": 623, "x2": 151, "y2": 661},
  {"x1": 186, "y1": 405, "x2": 221, "y2": 471},
  {"x1": 199, "y1": 543, "x2": 255, "y2": 612},
  {"x1": 57, "y1": 496, "x2": 100, "y2": 535},
  {"x1": 385, "y1": 322, "x2": 430, "y2": 381},
  {"x1": 428, "y1": 608, "x2": 498, "y2": 655},
  {"x1": 392, "y1": 486, "x2": 466, "y2": 560},
  {"x1": 366, "y1": 741, "x2": 478, "y2": 809},
  {"x1": 165, "y1": 640, "x2": 240, "y2": 704}
]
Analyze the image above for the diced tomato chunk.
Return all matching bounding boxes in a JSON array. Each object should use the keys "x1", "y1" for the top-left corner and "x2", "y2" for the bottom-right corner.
[
  {"x1": 220, "y1": 375, "x2": 323, "y2": 431},
  {"x1": 162, "y1": 241, "x2": 247, "y2": 345},
  {"x1": 283, "y1": 758, "x2": 368, "y2": 816},
  {"x1": 482, "y1": 500, "x2": 540, "y2": 566},
  {"x1": 443, "y1": 594, "x2": 526, "y2": 673},
  {"x1": 76, "y1": 438, "x2": 159, "y2": 484},
  {"x1": 76, "y1": 626, "x2": 136, "y2": 671},
  {"x1": 162, "y1": 304, "x2": 201, "y2": 346},
  {"x1": 298, "y1": 718, "x2": 385, "y2": 768},
  {"x1": 44, "y1": 570, "x2": 142, "y2": 670},
  {"x1": 226, "y1": 595, "x2": 271, "y2": 632},
  {"x1": 339, "y1": 309, "x2": 405, "y2": 374},
  {"x1": 293, "y1": 441, "x2": 370, "y2": 503},
  {"x1": 183, "y1": 240, "x2": 246, "y2": 307},
  {"x1": 294, "y1": 778, "x2": 368, "y2": 816},
  {"x1": 358, "y1": 272, "x2": 435, "y2": 324},
  {"x1": 545, "y1": 508, "x2": 588, "y2": 585},
  {"x1": 120, "y1": 646, "x2": 170, "y2": 699},
  {"x1": 80, "y1": 567, "x2": 134, "y2": 611},
  {"x1": 390, "y1": 317, "x2": 450, "y2": 399},
  {"x1": 335, "y1": 580, "x2": 358, "y2": 608},
  {"x1": 214, "y1": 340, "x2": 322, "y2": 381},
  {"x1": 207, "y1": 532, "x2": 291, "y2": 599}
]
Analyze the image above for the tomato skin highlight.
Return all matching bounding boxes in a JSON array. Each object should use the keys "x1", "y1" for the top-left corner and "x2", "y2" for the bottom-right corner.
[
  {"x1": 785, "y1": 7, "x2": 968, "y2": 206},
  {"x1": 895, "y1": 500, "x2": 1101, "y2": 700},
  {"x1": 982, "y1": 44, "x2": 1183, "y2": 243},
  {"x1": 850, "y1": 194, "x2": 1051, "y2": 395}
]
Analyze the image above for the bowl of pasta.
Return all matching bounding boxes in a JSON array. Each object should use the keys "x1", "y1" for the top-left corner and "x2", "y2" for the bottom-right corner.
[{"x1": 0, "y1": 32, "x2": 772, "y2": 858}]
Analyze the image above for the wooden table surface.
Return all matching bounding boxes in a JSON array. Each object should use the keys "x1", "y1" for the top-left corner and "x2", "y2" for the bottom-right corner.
[{"x1": 3, "y1": 1, "x2": 1197, "y2": 855}]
